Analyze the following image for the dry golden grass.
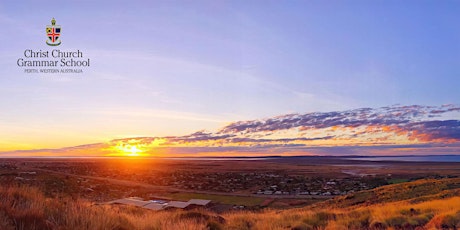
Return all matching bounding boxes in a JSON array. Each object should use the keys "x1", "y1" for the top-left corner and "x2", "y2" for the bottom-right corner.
[
  {"x1": 317, "y1": 178, "x2": 460, "y2": 209},
  {"x1": 1, "y1": 181, "x2": 459, "y2": 230},
  {"x1": 223, "y1": 197, "x2": 460, "y2": 229},
  {"x1": 0, "y1": 185, "x2": 213, "y2": 230}
]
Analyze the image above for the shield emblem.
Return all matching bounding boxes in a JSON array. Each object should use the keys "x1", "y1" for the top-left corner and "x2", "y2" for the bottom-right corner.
[{"x1": 46, "y1": 18, "x2": 61, "y2": 46}]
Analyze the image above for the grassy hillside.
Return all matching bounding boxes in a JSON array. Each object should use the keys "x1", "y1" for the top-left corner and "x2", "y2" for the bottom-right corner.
[
  {"x1": 1, "y1": 178, "x2": 460, "y2": 229},
  {"x1": 315, "y1": 177, "x2": 460, "y2": 209}
]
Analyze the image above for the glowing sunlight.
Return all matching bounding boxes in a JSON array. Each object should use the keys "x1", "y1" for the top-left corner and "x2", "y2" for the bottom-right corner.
[{"x1": 114, "y1": 144, "x2": 145, "y2": 157}]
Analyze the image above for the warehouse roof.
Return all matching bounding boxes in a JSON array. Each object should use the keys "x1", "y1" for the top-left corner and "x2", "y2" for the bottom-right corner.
[{"x1": 106, "y1": 198, "x2": 211, "y2": 210}]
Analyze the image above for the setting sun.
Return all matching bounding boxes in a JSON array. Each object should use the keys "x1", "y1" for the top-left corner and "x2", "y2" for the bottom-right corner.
[
  {"x1": 104, "y1": 138, "x2": 167, "y2": 157},
  {"x1": 111, "y1": 143, "x2": 146, "y2": 157},
  {"x1": 127, "y1": 145, "x2": 142, "y2": 156}
]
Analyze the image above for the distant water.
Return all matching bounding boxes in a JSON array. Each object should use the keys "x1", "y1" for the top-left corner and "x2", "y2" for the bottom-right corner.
[
  {"x1": 163, "y1": 157, "x2": 272, "y2": 161},
  {"x1": 349, "y1": 155, "x2": 460, "y2": 163}
]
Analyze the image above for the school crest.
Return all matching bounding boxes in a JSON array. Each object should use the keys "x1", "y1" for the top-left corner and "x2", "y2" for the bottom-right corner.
[{"x1": 46, "y1": 18, "x2": 61, "y2": 46}]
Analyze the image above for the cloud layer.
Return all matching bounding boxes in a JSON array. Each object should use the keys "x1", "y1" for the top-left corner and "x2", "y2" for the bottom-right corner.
[{"x1": 3, "y1": 104, "x2": 460, "y2": 157}]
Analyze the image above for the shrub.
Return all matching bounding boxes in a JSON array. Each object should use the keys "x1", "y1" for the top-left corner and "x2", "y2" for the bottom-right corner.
[
  {"x1": 370, "y1": 221, "x2": 387, "y2": 230},
  {"x1": 341, "y1": 210, "x2": 371, "y2": 229},
  {"x1": 178, "y1": 211, "x2": 211, "y2": 222},
  {"x1": 0, "y1": 210, "x2": 13, "y2": 230},
  {"x1": 439, "y1": 211, "x2": 460, "y2": 229},
  {"x1": 400, "y1": 208, "x2": 420, "y2": 216},
  {"x1": 290, "y1": 223, "x2": 313, "y2": 230},
  {"x1": 302, "y1": 211, "x2": 334, "y2": 229},
  {"x1": 206, "y1": 220, "x2": 223, "y2": 230},
  {"x1": 385, "y1": 215, "x2": 406, "y2": 228}
]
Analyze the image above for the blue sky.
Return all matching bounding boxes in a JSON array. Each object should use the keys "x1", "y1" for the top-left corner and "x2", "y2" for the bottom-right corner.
[{"x1": 0, "y1": 1, "x2": 459, "y2": 153}]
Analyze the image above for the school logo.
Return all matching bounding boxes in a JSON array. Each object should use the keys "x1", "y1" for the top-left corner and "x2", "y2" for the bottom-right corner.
[{"x1": 46, "y1": 18, "x2": 61, "y2": 46}]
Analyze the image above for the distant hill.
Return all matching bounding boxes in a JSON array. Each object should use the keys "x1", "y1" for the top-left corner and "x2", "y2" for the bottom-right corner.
[{"x1": 314, "y1": 177, "x2": 460, "y2": 209}]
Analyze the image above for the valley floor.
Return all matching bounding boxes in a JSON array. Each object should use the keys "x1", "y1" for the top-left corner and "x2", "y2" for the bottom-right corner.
[{"x1": 0, "y1": 157, "x2": 460, "y2": 229}]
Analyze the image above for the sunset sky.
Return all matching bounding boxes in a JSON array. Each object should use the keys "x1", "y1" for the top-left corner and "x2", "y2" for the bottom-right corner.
[{"x1": 1, "y1": 1, "x2": 459, "y2": 156}]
